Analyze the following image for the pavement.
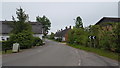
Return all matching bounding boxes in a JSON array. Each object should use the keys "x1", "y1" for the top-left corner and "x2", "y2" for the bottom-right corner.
[{"x1": 2, "y1": 39, "x2": 119, "y2": 66}]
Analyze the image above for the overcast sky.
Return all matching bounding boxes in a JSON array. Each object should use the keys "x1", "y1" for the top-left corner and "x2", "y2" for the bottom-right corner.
[{"x1": 1, "y1": 2, "x2": 118, "y2": 34}]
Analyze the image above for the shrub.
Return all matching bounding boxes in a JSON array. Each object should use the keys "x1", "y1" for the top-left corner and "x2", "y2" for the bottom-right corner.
[
  {"x1": 9, "y1": 30, "x2": 34, "y2": 49},
  {"x1": 56, "y1": 38, "x2": 62, "y2": 42},
  {"x1": 99, "y1": 35, "x2": 110, "y2": 50},
  {"x1": 49, "y1": 32, "x2": 55, "y2": 39},
  {"x1": 33, "y1": 37, "x2": 43, "y2": 46},
  {"x1": 2, "y1": 41, "x2": 12, "y2": 51},
  {"x1": 67, "y1": 28, "x2": 88, "y2": 45},
  {"x1": 67, "y1": 29, "x2": 75, "y2": 44}
]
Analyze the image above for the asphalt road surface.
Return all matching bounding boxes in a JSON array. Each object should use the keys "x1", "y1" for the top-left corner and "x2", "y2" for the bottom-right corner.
[{"x1": 2, "y1": 39, "x2": 119, "y2": 66}]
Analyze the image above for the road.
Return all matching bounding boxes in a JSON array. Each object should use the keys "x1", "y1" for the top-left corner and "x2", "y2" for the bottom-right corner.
[{"x1": 2, "y1": 39, "x2": 119, "y2": 66}]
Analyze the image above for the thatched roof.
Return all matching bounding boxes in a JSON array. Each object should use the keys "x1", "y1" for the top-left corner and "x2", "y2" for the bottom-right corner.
[
  {"x1": 0, "y1": 21, "x2": 43, "y2": 34},
  {"x1": 55, "y1": 28, "x2": 71, "y2": 37}
]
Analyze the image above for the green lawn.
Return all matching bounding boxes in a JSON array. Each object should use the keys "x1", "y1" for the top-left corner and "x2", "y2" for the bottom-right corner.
[{"x1": 67, "y1": 43, "x2": 119, "y2": 61}]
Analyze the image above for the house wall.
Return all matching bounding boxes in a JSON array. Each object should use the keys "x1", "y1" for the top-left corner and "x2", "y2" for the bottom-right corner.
[
  {"x1": 65, "y1": 32, "x2": 69, "y2": 41},
  {"x1": 0, "y1": 35, "x2": 10, "y2": 41},
  {"x1": 62, "y1": 37, "x2": 65, "y2": 41},
  {"x1": 54, "y1": 37, "x2": 65, "y2": 41},
  {"x1": 0, "y1": 34, "x2": 43, "y2": 41},
  {"x1": 54, "y1": 37, "x2": 59, "y2": 40},
  {"x1": 33, "y1": 34, "x2": 43, "y2": 40}
]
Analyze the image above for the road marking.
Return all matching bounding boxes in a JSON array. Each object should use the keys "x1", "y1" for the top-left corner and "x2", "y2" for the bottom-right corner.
[
  {"x1": 78, "y1": 60, "x2": 81, "y2": 66},
  {"x1": 75, "y1": 50, "x2": 81, "y2": 66}
]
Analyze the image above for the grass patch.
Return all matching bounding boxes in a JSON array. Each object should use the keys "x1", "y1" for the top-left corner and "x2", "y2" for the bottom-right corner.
[
  {"x1": 68, "y1": 43, "x2": 119, "y2": 61},
  {"x1": 2, "y1": 50, "x2": 12, "y2": 54}
]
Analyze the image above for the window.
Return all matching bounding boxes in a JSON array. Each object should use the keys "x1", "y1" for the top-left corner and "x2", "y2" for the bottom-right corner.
[
  {"x1": 1, "y1": 37, "x2": 4, "y2": 41},
  {"x1": 1, "y1": 37, "x2": 5, "y2": 41},
  {"x1": 7, "y1": 38, "x2": 9, "y2": 40}
]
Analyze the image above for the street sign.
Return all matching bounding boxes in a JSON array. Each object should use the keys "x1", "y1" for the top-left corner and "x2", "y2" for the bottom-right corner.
[
  {"x1": 93, "y1": 36, "x2": 96, "y2": 39},
  {"x1": 89, "y1": 36, "x2": 96, "y2": 39},
  {"x1": 12, "y1": 43, "x2": 20, "y2": 53},
  {"x1": 89, "y1": 36, "x2": 92, "y2": 39}
]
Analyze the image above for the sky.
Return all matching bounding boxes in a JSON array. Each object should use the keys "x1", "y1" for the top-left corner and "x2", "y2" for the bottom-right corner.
[{"x1": 1, "y1": 2, "x2": 118, "y2": 34}]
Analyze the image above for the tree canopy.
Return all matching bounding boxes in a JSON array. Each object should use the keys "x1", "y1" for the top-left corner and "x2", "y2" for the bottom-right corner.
[
  {"x1": 8, "y1": 7, "x2": 36, "y2": 49},
  {"x1": 10, "y1": 7, "x2": 31, "y2": 34},
  {"x1": 75, "y1": 16, "x2": 83, "y2": 28},
  {"x1": 36, "y1": 15, "x2": 51, "y2": 36}
]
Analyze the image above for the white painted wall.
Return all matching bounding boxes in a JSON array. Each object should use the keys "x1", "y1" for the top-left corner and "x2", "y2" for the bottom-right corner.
[
  {"x1": 0, "y1": 35, "x2": 10, "y2": 41},
  {"x1": 0, "y1": 34, "x2": 43, "y2": 41},
  {"x1": 33, "y1": 34, "x2": 43, "y2": 40},
  {"x1": 54, "y1": 37, "x2": 65, "y2": 41},
  {"x1": 62, "y1": 37, "x2": 65, "y2": 41},
  {"x1": 54, "y1": 37, "x2": 59, "y2": 40}
]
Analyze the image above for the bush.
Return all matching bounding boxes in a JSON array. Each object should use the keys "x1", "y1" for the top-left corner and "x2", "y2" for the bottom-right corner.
[
  {"x1": 33, "y1": 37, "x2": 43, "y2": 46},
  {"x1": 9, "y1": 30, "x2": 34, "y2": 49},
  {"x1": 67, "y1": 27, "x2": 88, "y2": 45},
  {"x1": 49, "y1": 32, "x2": 55, "y2": 39},
  {"x1": 56, "y1": 38, "x2": 62, "y2": 42},
  {"x1": 67, "y1": 29, "x2": 75, "y2": 44},
  {"x1": 99, "y1": 35, "x2": 111, "y2": 50},
  {"x1": 2, "y1": 34, "x2": 43, "y2": 51},
  {"x1": 2, "y1": 41, "x2": 12, "y2": 51},
  {"x1": 89, "y1": 23, "x2": 119, "y2": 53},
  {"x1": 67, "y1": 23, "x2": 119, "y2": 53}
]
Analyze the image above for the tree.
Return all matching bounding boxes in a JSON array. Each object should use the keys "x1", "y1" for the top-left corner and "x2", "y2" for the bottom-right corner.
[
  {"x1": 67, "y1": 29, "x2": 75, "y2": 44},
  {"x1": 87, "y1": 25, "x2": 101, "y2": 48},
  {"x1": 67, "y1": 27, "x2": 88, "y2": 46},
  {"x1": 75, "y1": 16, "x2": 83, "y2": 28},
  {"x1": 16, "y1": 7, "x2": 29, "y2": 23},
  {"x1": 36, "y1": 15, "x2": 51, "y2": 36},
  {"x1": 10, "y1": 7, "x2": 31, "y2": 34},
  {"x1": 9, "y1": 30, "x2": 34, "y2": 49},
  {"x1": 114, "y1": 23, "x2": 120, "y2": 52},
  {"x1": 49, "y1": 32, "x2": 55, "y2": 39},
  {"x1": 8, "y1": 7, "x2": 35, "y2": 49}
]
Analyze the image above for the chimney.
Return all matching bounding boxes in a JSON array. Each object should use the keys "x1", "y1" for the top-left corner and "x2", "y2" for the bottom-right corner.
[
  {"x1": 65, "y1": 26, "x2": 68, "y2": 29},
  {"x1": 69, "y1": 26, "x2": 71, "y2": 29}
]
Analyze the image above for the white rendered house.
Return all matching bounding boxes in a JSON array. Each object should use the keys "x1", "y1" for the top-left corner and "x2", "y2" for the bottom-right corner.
[
  {"x1": 0, "y1": 21, "x2": 44, "y2": 41},
  {"x1": 54, "y1": 26, "x2": 71, "y2": 41}
]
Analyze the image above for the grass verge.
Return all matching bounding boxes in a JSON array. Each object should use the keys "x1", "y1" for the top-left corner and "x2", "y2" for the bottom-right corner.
[
  {"x1": 2, "y1": 50, "x2": 12, "y2": 54},
  {"x1": 68, "y1": 43, "x2": 119, "y2": 61}
]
